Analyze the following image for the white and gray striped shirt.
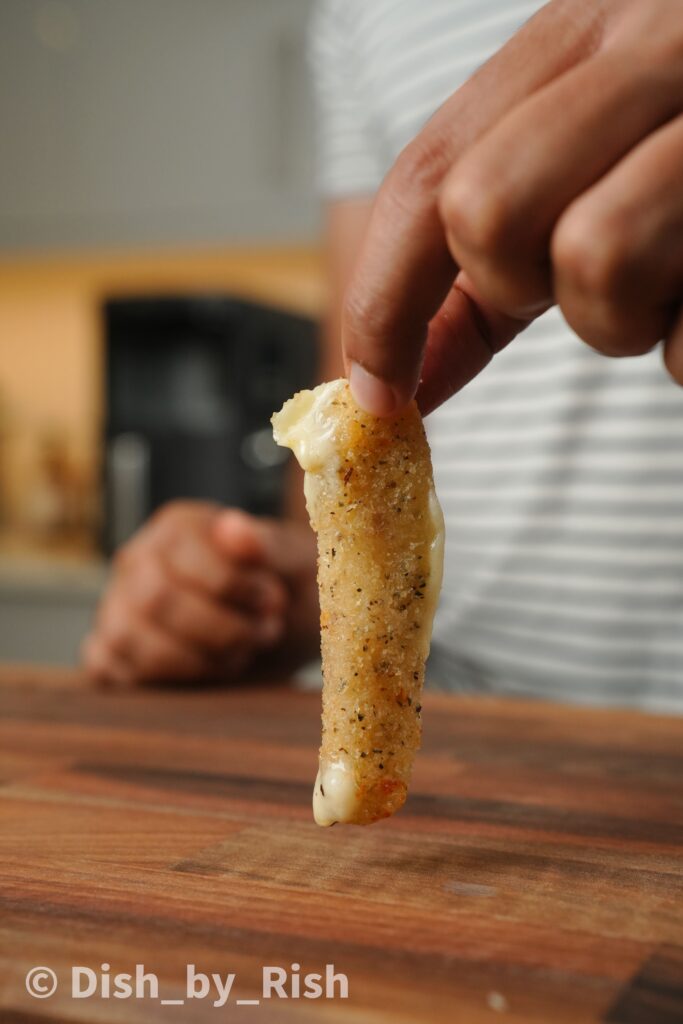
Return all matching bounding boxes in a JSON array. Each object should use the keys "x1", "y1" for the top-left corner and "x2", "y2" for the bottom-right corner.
[{"x1": 310, "y1": 0, "x2": 683, "y2": 713}]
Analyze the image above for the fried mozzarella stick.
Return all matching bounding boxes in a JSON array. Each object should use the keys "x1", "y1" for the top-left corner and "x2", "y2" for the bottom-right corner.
[{"x1": 272, "y1": 380, "x2": 444, "y2": 826}]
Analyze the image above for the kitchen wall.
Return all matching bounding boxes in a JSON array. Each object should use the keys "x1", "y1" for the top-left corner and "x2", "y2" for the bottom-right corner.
[
  {"x1": 0, "y1": 0, "x2": 318, "y2": 252},
  {"x1": 0, "y1": 0, "x2": 323, "y2": 664}
]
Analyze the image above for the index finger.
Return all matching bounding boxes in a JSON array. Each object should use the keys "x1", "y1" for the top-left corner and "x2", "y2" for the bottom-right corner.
[
  {"x1": 138, "y1": 513, "x2": 286, "y2": 611},
  {"x1": 163, "y1": 529, "x2": 285, "y2": 609},
  {"x1": 342, "y1": 0, "x2": 602, "y2": 414}
]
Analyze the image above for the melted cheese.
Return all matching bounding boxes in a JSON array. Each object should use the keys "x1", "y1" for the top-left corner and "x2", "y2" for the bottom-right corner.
[
  {"x1": 312, "y1": 757, "x2": 359, "y2": 826},
  {"x1": 420, "y1": 485, "x2": 445, "y2": 661},
  {"x1": 271, "y1": 379, "x2": 346, "y2": 474}
]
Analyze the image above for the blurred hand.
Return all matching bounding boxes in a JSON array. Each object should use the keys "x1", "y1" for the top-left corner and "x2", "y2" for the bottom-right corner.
[
  {"x1": 342, "y1": 0, "x2": 683, "y2": 416},
  {"x1": 81, "y1": 501, "x2": 318, "y2": 687}
]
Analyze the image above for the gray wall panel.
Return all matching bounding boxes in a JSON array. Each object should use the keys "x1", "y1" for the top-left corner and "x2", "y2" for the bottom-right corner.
[{"x1": 0, "y1": 0, "x2": 318, "y2": 250}]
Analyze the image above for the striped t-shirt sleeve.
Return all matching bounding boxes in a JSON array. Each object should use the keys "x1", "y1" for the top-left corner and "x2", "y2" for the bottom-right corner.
[{"x1": 308, "y1": 0, "x2": 385, "y2": 198}]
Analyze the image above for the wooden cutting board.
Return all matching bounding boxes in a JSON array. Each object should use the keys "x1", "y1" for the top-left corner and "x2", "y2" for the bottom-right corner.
[{"x1": 0, "y1": 667, "x2": 682, "y2": 1023}]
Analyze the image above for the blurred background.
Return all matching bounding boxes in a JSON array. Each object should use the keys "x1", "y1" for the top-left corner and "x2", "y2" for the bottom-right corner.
[{"x1": 0, "y1": 0, "x2": 325, "y2": 665}]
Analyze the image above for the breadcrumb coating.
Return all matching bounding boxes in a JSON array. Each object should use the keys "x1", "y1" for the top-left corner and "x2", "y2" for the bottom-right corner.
[{"x1": 273, "y1": 379, "x2": 443, "y2": 825}]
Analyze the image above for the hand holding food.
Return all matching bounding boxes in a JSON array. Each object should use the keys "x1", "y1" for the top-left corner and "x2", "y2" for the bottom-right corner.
[
  {"x1": 273, "y1": 380, "x2": 444, "y2": 826},
  {"x1": 342, "y1": 0, "x2": 683, "y2": 417}
]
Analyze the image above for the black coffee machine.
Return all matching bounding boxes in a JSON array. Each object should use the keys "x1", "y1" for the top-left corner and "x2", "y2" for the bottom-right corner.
[{"x1": 102, "y1": 296, "x2": 317, "y2": 554}]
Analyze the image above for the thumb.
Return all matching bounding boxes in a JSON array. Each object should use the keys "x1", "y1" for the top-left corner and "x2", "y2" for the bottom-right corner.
[{"x1": 212, "y1": 510, "x2": 316, "y2": 581}]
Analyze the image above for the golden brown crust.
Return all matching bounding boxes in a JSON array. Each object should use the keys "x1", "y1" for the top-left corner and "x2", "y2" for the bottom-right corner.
[{"x1": 311, "y1": 383, "x2": 437, "y2": 824}]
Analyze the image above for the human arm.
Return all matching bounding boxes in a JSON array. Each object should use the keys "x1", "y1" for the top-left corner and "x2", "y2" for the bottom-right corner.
[{"x1": 340, "y1": 0, "x2": 683, "y2": 416}]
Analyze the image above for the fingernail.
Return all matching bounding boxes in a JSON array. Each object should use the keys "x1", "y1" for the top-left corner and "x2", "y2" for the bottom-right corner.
[{"x1": 349, "y1": 362, "x2": 398, "y2": 416}]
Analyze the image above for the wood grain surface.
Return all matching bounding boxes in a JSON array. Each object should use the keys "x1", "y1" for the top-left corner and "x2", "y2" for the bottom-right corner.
[{"x1": 0, "y1": 667, "x2": 682, "y2": 1024}]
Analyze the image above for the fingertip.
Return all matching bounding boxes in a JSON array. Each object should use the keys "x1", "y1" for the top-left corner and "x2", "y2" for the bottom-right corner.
[
  {"x1": 213, "y1": 509, "x2": 266, "y2": 561},
  {"x1": 348, "y1": 361, "x2": 404, "y2": 417},
  {"x1": 81, "y1": 634, "x2": 133, "y2": 689}
]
